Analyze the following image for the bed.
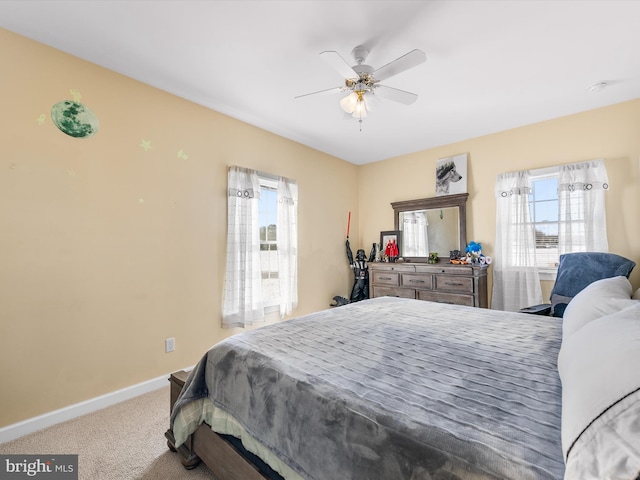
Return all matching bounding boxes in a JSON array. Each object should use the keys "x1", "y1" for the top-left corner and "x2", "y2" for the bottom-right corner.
[{"x1": 166, "y1": 289, "x2": 640, "y2": 480}]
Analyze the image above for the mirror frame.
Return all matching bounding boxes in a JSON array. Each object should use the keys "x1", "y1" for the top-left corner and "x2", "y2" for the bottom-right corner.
[{"x1": 391, "y1": 193, "x2": 468, "y2": 262}]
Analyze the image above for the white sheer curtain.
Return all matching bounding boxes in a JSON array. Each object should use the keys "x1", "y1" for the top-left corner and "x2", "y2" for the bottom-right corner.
[
  {"x1": 402, "y1": 211, "x2": 429, "y2": 256},
  {"x1": 491, "y1": 170, "x2": 543, "y2": 311},
  {"x1": 277, "y1": 176, "x2": 298, "y2": 317},
  {"x1": 222, "y1": 166, "x2": 264, "y2": 328},
  {"x1": 558, "y1": 159, "x2": 609, "y2": 253}
]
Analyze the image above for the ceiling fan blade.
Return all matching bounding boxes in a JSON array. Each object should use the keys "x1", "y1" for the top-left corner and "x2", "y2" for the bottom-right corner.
[
  {"x1": 373, "y1": 49, "x2": 426, "y2": 82},
  {"x1": 319, "y1": 51, "x2": 359, "y2": 80},
  {"x1": 294, "y1": 86, "x2": 343, "y2": 99},
  {"x1": 375, "y1": 85, "x2": 419, "y2": 105}
]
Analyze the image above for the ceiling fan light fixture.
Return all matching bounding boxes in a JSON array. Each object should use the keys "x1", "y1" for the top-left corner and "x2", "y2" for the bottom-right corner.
[
  {"x1": 341, "y1": 91, "x2": 368, "y2": 118},
  {"x1": 352, "y1": 98, "x2": 367, "y2": 118},
  {"x1": 340, "y1": 92, "x2": 358, "y2": 113}
]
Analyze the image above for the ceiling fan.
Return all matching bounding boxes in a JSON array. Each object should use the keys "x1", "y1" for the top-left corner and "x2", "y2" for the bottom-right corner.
[{"x1": 295, "y1": 45, "x2": 426, "y2": 128}]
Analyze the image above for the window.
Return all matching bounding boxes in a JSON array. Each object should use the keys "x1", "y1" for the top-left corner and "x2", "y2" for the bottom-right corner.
[
  {"x1": 529, "y1": 172, "x2": 559, "y2": 272},
  {"x1": 527, "y1": 160, "x2": 609, "y2": 276},
  {"x1": 258, "y1": 177, "x2": 279, "y2": 308},
  {"x1": 222, "y1": 166, "x2": 298, "y2": 328},
  {"x1": 492, "y1": 160, "x2": 609, "y2": 311}
]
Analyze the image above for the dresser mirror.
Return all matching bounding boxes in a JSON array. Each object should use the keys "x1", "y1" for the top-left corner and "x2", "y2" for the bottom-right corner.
[{"x1": 391, "y1": 193, "x2": 468, "y2": 262}]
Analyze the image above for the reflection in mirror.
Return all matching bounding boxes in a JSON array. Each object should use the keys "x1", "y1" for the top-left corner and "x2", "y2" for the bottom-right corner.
[
  {"x1": 392, "y1": 193, "x2": 468, "y2": 262},
  {"x1": 399, "y1": 210, "x2": 428, "y2": 257},
  {"x1": 400, "y1": 207, "x2": 459, "y2": 257}
]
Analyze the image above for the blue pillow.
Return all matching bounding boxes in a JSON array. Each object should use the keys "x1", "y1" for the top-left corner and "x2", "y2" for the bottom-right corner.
[{"x1": 550, "y1": 252, "x2": 635, "y2": 317}]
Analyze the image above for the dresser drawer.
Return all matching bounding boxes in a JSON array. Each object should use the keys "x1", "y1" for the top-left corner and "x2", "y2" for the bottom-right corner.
[
  {"x1": 417, "y1": 290, "x2": 474, "y2": 306},
  {"x1": 372, "y1": 271, "x2": 400, "y2": 286},
  {"x1": 434, "y1": 275, "x2": 474, "y2": 293},
  {"x1": 372, "y1": 286, "x2": 416, "y2": 299},
  {"x1": 416, "y1": 265, "x2": 473, "y2": 275},
  {"x1": 401, "y1": 273, "x2": 432, "y2": 289}
]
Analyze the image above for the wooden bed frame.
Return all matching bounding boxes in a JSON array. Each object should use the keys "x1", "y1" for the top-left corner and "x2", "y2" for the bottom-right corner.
[{"x1": 165, "y1": 370, "x2": 270, "y2": 480}]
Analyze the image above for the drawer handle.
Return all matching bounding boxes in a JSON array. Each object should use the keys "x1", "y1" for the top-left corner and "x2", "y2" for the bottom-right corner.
[
  {"x1": 380, "y1": 276, "x2": 393, "y2": 280},
  {"x1": 409, "y1": 279, "x2": 426, "y2": 284},
  {"x1": 444, "y1": 282, "x2": 464, "y2": 287}
]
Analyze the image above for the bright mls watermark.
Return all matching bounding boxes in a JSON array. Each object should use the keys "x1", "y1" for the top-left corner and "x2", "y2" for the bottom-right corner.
[{"x1": 0, "y1": 455, "x2": 77, "y2": 479}]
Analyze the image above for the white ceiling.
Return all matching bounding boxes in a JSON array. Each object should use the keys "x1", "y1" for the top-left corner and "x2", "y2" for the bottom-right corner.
[{"x1": 2, "y1": 0, "x2": 639, "y2": 165}]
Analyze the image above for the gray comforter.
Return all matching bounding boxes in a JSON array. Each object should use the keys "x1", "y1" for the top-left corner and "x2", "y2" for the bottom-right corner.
[{"x1": 171, "y1": 297, "x2": 565, "y2": 480}]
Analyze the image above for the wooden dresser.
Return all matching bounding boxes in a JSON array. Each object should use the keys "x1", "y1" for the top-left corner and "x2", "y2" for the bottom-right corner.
[{"x1": 369, "y1": 262, "x2": 489, "y2": 308}]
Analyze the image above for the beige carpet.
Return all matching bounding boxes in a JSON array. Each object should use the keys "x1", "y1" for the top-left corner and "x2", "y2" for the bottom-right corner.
[{"x1": 0, "y1": 386, "x2": 215, "y2": 480}]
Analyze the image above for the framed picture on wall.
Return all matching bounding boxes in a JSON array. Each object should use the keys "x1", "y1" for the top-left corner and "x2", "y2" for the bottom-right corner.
[
  {"x1": 436, "y1": 153, "x2": 468, "y2": 196},
  {"x1": 380, "y1": 230, "x2": 402, "y2": 262}
]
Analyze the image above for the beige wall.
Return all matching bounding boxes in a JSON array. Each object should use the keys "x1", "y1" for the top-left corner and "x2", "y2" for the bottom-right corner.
[
  {"x1": 358, "y1": 100, "x2": 640, "y2": 301},
  {"x1": 0, "y1": 29, "x2": 358, "y2": 428},
  {"x1": 2, "y1": 27, "x2": 640, "y2": 430}
]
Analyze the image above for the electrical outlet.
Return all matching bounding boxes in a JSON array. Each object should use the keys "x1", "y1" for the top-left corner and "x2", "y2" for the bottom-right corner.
[{"x1": 165, "y1": 337, "x2": 175, "y2": 353}]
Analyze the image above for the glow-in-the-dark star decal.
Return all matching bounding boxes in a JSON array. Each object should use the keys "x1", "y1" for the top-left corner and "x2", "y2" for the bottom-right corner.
[
  {"x1": 139, "y1": 139, "x2": 152, "y2": 152},
  {"x1": 177, "y1": 149, "x2": 188, "y2": 160},
  {"x1": 70, "y1": 89, "x2": 82, "y2": 102}
]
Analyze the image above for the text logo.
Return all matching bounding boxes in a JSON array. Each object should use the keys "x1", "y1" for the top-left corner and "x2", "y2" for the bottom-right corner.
[{"x1": 0, "y1": 455, "x2": 78, "y2": 479}]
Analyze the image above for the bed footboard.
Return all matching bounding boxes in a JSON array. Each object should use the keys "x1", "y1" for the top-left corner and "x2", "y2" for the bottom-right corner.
[{"x1": 165, "y1": 370, "x2": 201, "y2": 469}]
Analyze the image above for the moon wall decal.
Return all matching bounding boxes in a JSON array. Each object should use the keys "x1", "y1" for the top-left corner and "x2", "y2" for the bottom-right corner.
[{"x1": 51, "y1": 100, "x2": 99, "y2": 138}]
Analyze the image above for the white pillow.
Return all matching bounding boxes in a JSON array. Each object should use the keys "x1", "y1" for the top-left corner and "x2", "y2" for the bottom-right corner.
[
  {"x1": 561, "y1": 276, "x2": 634, "y2": 340},
  {"x1": 633, "y1": 288, "x2": 640, "y2": 300},
  {"x1": 557, "y1": 302, "x2": 640, "y2": 460}
]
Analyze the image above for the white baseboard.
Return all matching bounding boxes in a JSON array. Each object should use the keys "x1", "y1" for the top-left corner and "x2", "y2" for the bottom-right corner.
[{"x1": 0, "y1": 367, "x2": 194, "y2": 445}]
